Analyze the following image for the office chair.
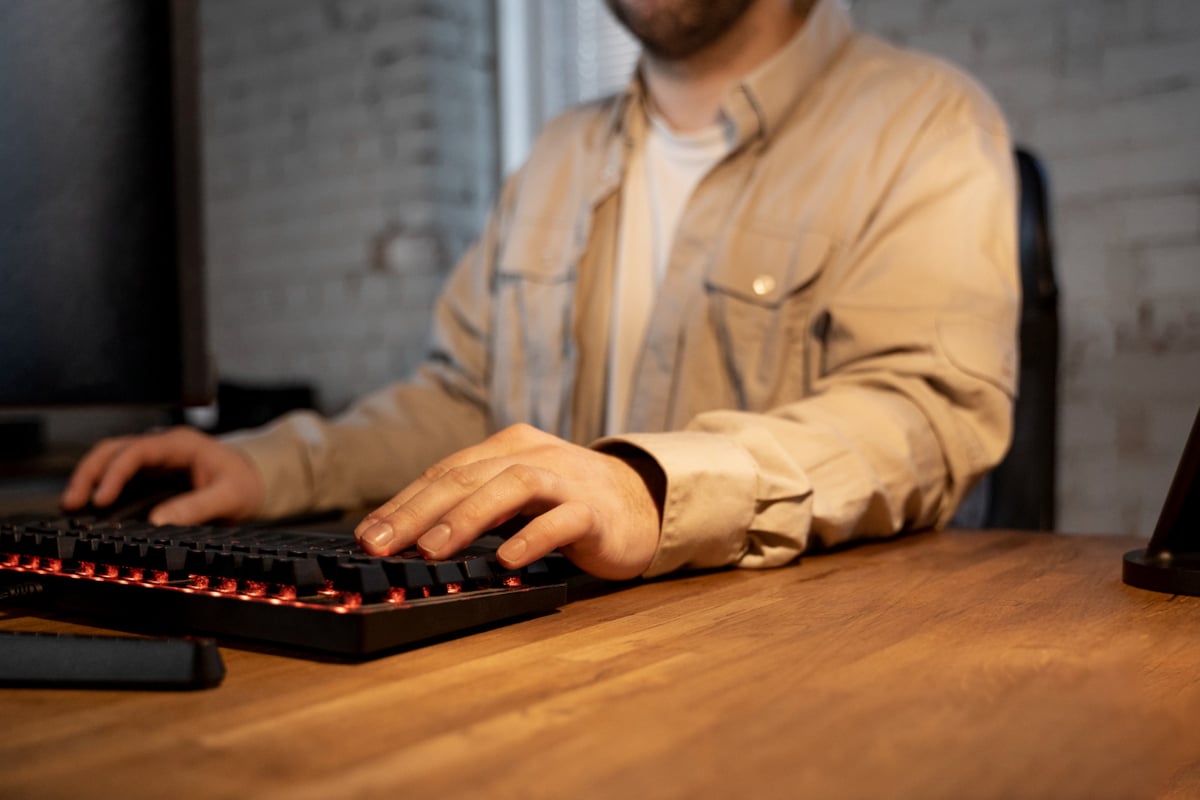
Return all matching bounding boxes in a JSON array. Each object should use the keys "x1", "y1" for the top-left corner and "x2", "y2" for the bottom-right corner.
[{"x1": 954, "y1": 147, "x2": 1060, "y2": 530}]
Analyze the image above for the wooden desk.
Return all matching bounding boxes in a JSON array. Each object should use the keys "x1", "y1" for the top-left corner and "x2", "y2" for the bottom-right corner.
[{"x1": 1, "y1": 530, "x2": 1198, "y2": 799}]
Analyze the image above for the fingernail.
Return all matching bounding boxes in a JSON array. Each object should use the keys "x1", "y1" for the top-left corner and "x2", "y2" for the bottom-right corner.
[
  {"x1": 417, "y1": 523, "x2": 451, "y2": 557},
  {"x1": 353, "y1": 517, "x2": 375, "y2": 537},
  {"x1": 498, "y1": 537, "x2": 527, "y2": 565},
  {"x1": 360, "y1": 522, "x2": 395, "y2": 552}
]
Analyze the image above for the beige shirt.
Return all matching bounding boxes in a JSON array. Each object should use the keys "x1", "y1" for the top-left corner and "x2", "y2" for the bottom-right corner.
[
  {"x1": 228, "y1": 0, "x2": 1019, "y2": 578},
  {"x1": 606, "y1": 108, "x2": 731, "y2": 435}
]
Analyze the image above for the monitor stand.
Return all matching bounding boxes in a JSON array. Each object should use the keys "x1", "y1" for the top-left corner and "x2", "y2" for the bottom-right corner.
[{"x1": 1123, "y1": 407, "x2": 1200, "y2": 596}]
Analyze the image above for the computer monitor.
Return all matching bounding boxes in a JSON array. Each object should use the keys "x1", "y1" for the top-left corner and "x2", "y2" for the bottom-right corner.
[{"x1": 0, "y1": 0, "x2": 210, "y2": 412}]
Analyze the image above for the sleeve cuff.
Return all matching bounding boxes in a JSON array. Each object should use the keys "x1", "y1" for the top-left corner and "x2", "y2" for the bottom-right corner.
[
  {"x1": 594, "y1": 431, "x2": 758, "y2": 578},
  {"x1": 220, "y1": 414, "x2": 321, "y2": 520}
]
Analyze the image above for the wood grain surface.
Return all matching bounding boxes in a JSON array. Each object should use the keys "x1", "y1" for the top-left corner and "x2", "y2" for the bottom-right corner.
[{"x1": 2, "y1": 530, "x2": 1198, "y2": 800}]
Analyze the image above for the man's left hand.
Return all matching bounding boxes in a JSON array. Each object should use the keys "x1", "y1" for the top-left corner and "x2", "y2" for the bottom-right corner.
[{"x1": 354, "y1": 424, "x2": 663, "y2": 580}]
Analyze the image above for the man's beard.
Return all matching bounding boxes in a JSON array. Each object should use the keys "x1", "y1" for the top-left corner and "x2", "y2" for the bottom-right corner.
[{"x1": 605, "y1": 0, "x2": 759, "y2": 61}]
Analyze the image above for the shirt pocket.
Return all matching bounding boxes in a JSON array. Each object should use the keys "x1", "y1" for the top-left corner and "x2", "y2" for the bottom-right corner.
[
  {"x1": 496, "y1": 219, "x2": 576, "y2": 283},
  {"x1": 704, "y1": 227, "x2": 831, "y2": 409},
  {"x1": 491, "y1": 221, "x2": 578, "y2": 431}
]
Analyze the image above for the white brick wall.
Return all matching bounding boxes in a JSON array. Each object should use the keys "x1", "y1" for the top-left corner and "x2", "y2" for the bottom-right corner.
[
  {"x1": 854, "y1": 0, "x2": 1200, "y2": 536},
  {"x1": 201, "y1": 0, "x2": 497, "y2": 413}
]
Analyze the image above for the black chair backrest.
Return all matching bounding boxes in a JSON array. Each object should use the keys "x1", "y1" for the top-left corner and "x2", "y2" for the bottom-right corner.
[{"x1": 984, "y1": 147, "x2": 1059, "y2": 529}]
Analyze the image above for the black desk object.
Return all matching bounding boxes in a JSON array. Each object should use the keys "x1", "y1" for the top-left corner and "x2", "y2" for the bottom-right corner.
[{"x1": 1123, "y1": 406, "x2": 1200, "y2": 596}]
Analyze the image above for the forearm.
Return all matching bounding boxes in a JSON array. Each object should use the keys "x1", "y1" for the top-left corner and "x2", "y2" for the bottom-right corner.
[
  {"x1": 224, "y1": 369, "x2": 490, "y2": 520},
  {"x1": 601, "y1": 359, "x2": 1011, "y2": 577}
]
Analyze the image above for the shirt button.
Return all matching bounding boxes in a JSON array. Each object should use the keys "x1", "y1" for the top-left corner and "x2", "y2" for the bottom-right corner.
[{"x1": 751, "y1": 274, "x2": 776, "y2": 296}]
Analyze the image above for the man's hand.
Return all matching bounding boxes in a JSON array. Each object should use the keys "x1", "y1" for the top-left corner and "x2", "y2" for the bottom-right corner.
[
  {"x1": 354, "y1": 424, "x2": 664, "y2": 580},
  {"x1": 61, "y1": 427, "x2": 264, "y2": 526}
]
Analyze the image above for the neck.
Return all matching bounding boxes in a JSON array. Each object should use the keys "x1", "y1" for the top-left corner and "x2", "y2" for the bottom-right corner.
[{"x1": 641, "y1": 0, "x2": 811, "y2": 132}]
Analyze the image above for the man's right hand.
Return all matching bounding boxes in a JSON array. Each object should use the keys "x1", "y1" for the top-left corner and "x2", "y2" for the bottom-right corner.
[{"x1": 61, "y1": 427, "x2": 264, "y2": 526}]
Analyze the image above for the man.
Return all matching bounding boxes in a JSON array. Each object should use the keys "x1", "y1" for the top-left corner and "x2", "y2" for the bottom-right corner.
[{"x1": 62, "y1": 0, "x2": 1019, "y2": 581}]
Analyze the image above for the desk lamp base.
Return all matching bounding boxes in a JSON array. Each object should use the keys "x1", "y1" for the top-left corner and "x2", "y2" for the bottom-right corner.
[{"x1": 1123, "y1": 548, "x2": 1200, "y2": 597}]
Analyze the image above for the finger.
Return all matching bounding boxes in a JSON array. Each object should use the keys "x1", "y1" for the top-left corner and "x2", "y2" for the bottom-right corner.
[
  {"x1": 357, "y1": 458, "x2": 510, "y2": 555},
  {"x1": 354, "y1": 458, "x2": 461, "y2": 539},
  {"x1": 92, "y1": 430, "x2": 200, "y2": 506},
  {"x1": 147, "y1": 480, "x2": 241, "y2": 526},
  {"x1": 354, "y1": 424, "x2": 547, "y2": 537},
  {"x1": 61, "y1": 438, "x2": 132, "y2": 509},
  {"x1": 496, "y1": 500, "x2": 597, "y2": 569},
  {"x1": 414, "y1": 462, "x2": 564, "y2": 559},
  {"x1": 354, "y1": 446, "x2": 497, "y2": 538},
  {"x1": 357, "y1": 458, "x2": 561, "y2": 558}
]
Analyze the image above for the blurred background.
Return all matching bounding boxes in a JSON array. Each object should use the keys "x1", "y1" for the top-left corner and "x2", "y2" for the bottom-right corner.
[{"x1": 188, "y1": 0, "x2": 1199, "y2": 537}]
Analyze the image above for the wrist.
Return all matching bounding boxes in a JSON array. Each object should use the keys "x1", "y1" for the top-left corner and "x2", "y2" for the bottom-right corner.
[{"x1": 602, "y1": 443, "x2": 666, "y2": 525}]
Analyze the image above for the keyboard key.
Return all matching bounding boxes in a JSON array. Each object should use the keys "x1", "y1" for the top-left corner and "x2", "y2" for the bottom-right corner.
[
  {"x1": 143, "y1": 544, "x2": 189, "y2": 577},
  {"x1": 460, "y1": 555, "x2": 493, "y2": 584},
  {"x1": 332, "y1": 562, "x2": 390, "y2": 603},
  {"x1": 266, "y1": 556, "x2": 324, "y2": 597},
  {"x1": 380, "y1": 558, "x2": 435, "y2": 598},
  {"x1": 432, "y1": 561, "x2": 466, "y2": 591}
]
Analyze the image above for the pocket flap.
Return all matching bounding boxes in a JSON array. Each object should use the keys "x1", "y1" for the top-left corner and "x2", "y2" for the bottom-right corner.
[
  {"x1": 497, "y1": 220, "x2": 575, "y2": 283},
  {"x1": 705, "y1": 228, "x2": 831, "y2": 307}
]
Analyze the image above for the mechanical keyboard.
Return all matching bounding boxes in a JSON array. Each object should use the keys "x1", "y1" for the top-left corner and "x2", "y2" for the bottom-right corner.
[{"x1": 0, "y1": 514, "x2": 578, "y2": 657}]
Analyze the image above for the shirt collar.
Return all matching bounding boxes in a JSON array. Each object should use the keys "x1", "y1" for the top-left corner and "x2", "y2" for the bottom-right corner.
[{"x1": 606, "y1": 0, "x2": 856, "y2": 148}]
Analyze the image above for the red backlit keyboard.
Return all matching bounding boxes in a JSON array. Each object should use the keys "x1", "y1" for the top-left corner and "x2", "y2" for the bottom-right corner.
[{"x1": 0, "y1": 515, "x2": 574, "y2": 657}]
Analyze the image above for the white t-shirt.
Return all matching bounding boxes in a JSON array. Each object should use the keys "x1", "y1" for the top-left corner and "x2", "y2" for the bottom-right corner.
[{"x1": 606, "y1": 110, "x2": 732, "y2": 434}]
